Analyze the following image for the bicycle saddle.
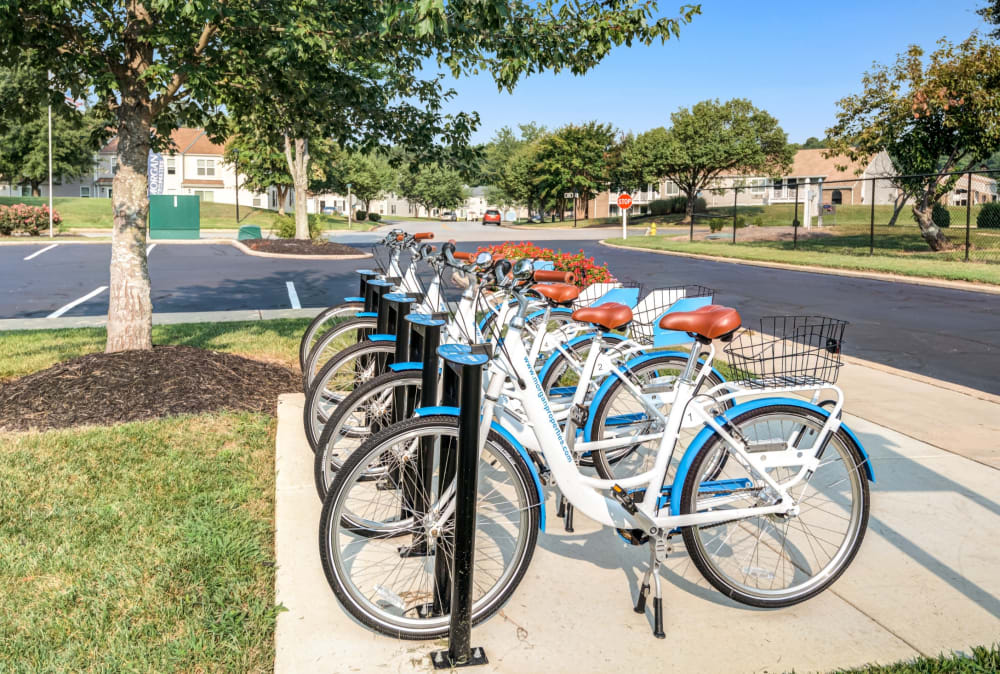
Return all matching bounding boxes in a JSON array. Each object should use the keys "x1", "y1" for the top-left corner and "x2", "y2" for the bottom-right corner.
[
  {"x1": 572, "y1": 302, "x2": 633, "y2": 330},
  {"x1": 659, "y1": 305, "x2": 741, "y2": 341},
  {"x1": 533, "y1": 283, "x2": 580, "y2": 305}
]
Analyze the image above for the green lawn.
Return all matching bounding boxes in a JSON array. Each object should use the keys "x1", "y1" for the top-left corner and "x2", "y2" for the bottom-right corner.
[
  {"x1": 0, "y1": 318, "x2": 310, "y2": 382},
  {"x1": 0, "y1": 196, "x2": 375, "y2": 232},
  {"x1": 0, "y1": 411, "x2": 278, "y2": 672},
  {"x1": 833, "y1": 644, "x2": 999, "y2": 673},
  {"x1": 0, "y1": 319, "x2": 310, "y2": 671},
  {"x1": 607, "y1": 236, "x2": 1000, "y2": 285}
]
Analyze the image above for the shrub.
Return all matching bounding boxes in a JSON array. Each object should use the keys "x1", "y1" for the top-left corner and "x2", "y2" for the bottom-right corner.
[
  {"x1": 355, "y1": 210, "x2": 368, "y2": 221},
  {"x1": 367, "y1": 212, "x2": 381, "y2": 222},
  {"x1": 649, "y1": 199, "x2": 671, "y2": 216},
  {"x1": 752, "y1": 215, "x2": 764, "y2": 227},
  {"x1": 475, "y1": 241, "x2": 614, "y2": 287},
  {"x1": 709, "y1": 219, "x2": 725, "y2": 233},
  {"x1": 914, "y1": 203, "x2": 951, "y2": 228},
  {"x1": 275, "y1": 215, "x2": 322, "y2": 239},
  {"x1": 0, "y1": 204, "x2": 60, "y2": 236},
  {"x1": 666, "y1": 195, "x2": 707, "y2": 214},
  {"x1": 977, "y1": 202, "x2": 1000, "y2": 229}
]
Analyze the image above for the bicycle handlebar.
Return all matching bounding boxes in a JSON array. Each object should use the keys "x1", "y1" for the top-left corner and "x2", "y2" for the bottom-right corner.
[{"x1": 533, "y1": 269, "x2": 576, "y2": 284}]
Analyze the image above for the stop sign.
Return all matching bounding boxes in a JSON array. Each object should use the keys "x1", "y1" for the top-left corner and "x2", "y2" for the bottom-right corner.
[{"x1": 617, "y1": 193, "x2": 633, "y2": 209}]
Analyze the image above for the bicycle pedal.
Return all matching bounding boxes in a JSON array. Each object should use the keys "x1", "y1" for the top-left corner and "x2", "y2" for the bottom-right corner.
[
  {"x1": 615, "y1": 528, "x2": 649, "y2": 546},
  {"x1": 570, "y1": 403, "x2": 589, "y2": 427},
  {"x1": 610, "y1": 484, "x2": 638, "y2": 515}
]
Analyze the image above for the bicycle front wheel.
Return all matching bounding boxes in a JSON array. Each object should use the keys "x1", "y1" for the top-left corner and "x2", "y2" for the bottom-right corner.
[
  {"x1": 302, "y1": 315, "x2": 376, "y2": 392},
  {"x1": 299, "y1": 302, "x2": 364, "y2": 371},
  {"x1": 679, "y1": 405, "x2": 870, "y2": 608},
  {"x1": 319, "y1": 415, "x2": 540, "y2": 639}
]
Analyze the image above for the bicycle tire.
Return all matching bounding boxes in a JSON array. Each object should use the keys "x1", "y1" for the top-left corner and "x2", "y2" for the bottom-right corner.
[
  {"x1": 319, "y1": 415, "x2": 540, "y2": 639},
  {"x1": 302, "y1": 315, "x2": 377, "y2": 392},
  {"x1": 679, "y1": 404, "x2": 869, "y2": 608},
  {"x1": 303, "y1": 341, "x2": 396, "y2": 451},
  {"x1": 299, "y1": 302, "x2": 364, "y2": 371}
]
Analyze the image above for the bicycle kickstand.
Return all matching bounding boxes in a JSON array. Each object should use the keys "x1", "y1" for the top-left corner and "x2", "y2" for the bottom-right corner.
[
  {"x1": 556, "y1": 492, "x2": 575, "y2": 532},
  {"x1": 635, "y1": 540, "x2": 667, "y2": 639}
]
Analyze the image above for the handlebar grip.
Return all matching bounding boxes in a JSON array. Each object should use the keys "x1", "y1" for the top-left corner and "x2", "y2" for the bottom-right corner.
[
  {"x1": 414, "y1": 232, "x2": 434, "y2": 241},
  {"x1": 453, "y1": 251, "x2": 476, "y2": 262},
  {"x1": 396, "y1": 234, "x2": 405, "y2": 241},
  {"x1": 533, "y1": 269, "x2": 576, "y2": 284}
]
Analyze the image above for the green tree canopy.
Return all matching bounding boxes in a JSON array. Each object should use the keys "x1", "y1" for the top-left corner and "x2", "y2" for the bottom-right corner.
[
  {"x1": 826, "y1": 34, "x2": 1000, "y2": 250},
  {"x1": 532, "y1": 121, "x2": 617, "y2": 219},
  {"x1": 641, "y1": 99, "x2": 792, "y2": 223},
  {"x1": 321, "y1": 151, "x2": 397, "y2": 212},
  {"x1": 398, "y1": 164, "x2": 466, "y2": 213}
]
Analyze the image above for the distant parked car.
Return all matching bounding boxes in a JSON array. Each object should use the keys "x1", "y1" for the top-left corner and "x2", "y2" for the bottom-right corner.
[
  {"x1": 440, "y1": 211, "x2": 458, "y2": 221},
  {"x1": 482, "y1": 209, "x2": 502, "y2": 226},
  {"x1": 529, "y1": 213, "x2": 543, "y2": 223},
  {"x1": 321, "y1": 206, "x2": 336, "y2": 215}
]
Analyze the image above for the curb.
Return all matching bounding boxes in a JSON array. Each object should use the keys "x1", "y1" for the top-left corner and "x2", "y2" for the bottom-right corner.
[
  {"x1": 0, "y1": 307, "x2": 326, "y2": 332},
  {"x1": 1, "y1": 237, "x2": 372, "y2": 260},
  {"x1": 842, "y1": 353, "x2": 1000, "y2": 406},
  {"x1": 598, "y1": 239, "x2": 1000, "y2": 296}
]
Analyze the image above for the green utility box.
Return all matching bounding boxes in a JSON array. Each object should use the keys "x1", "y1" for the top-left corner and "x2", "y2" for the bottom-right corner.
[
  {"x1": 149, "y1": 194, "x2": 200, "y2": 239},
  {"x1": 237, "y1": 225, "x2": 262, "y2": 240}
]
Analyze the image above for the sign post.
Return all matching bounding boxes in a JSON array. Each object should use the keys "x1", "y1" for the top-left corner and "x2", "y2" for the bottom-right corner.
[
  {"x1": 347, "y1": 183, "x2": 353, "y2": 230},
  {"x1": 617, "y1": 193, "x2": 632, "y2": 240},
  {"x1": 565, "y1": 191, "x2": 579, "y2": 228}
]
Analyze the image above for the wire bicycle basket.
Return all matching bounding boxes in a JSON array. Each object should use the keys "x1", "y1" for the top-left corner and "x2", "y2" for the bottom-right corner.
[
  {"x1": 629, "y1": 285, "x2": 715, "y2": 345},
  {"x1": 723, "y1": 316, "x2": 847, "y2": 389}
]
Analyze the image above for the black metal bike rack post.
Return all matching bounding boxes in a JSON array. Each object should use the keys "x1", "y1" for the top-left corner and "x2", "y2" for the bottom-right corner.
[
  {"x1": 431, "y1": 344, "x2": 491, "y2": 669},
  {"x1": 355, "y1": 269, "x2": 380, "y2": 304}
]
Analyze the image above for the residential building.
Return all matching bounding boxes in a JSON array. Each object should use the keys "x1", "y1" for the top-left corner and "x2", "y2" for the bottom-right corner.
[{"x1": 945, "y1": 172, "x2": 998, "y2": 206}]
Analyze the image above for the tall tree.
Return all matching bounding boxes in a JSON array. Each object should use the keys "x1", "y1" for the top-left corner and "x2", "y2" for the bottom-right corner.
[
  {"x1": 643, "y1": 99, "x2": 792, "y2": 224},
  {"x1": 0, "y1": 61, "x2": 107, "y2": 196},
  {"x1": 222, "y1": 126, "x2": 293, "y2": 216},
  {"x1": 398, "y1": 164, "x2": 466, "y2": 214},
  {"x1": 826, "y1": 35, "x2": 1000, "y2": 250},
  {"x1": 981, "y1": 0, "x2": 1000, "y2": 39},
  {"x1": 322, "y1": 151, "x2": 396, "y2": 213},
  {"x1": 532, "y1": 121, "x2": 617, "y2": 219},
  {"x1": 2, "y1": 0, "x2": 700, "y2": 351}
]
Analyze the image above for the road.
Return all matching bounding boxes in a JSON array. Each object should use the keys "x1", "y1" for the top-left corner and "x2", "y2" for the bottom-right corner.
[{"x1": 2, "y1": 219, "x2": 998, "y2": 393}]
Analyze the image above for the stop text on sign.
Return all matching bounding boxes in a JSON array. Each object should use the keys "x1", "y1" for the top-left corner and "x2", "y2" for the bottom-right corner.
[{"x1": 617, "y1": 193, "x2": 632, "y2": 209}]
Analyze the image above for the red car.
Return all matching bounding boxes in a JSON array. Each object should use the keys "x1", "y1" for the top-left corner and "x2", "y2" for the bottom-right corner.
[{"x1": 482, "y1": 209, "x2": 502, "y2": 226}]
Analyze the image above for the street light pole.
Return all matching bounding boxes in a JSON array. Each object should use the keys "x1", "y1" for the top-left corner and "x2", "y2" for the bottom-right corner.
[
  {"x1": 47, "y1": 71, "x2": 53, "y2": 238},
  {"x1": 347, "y1": 183, "x2": 353, "y2": 230},
  {"x1": 234, "y1": 149, "x2": 240, "y2": 224}
]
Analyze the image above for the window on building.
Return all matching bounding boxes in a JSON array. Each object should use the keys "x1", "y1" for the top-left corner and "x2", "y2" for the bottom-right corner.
[
  {"x1": 197, "y1": 159, "x2": 215, "y2": 177},
  {"x1": 252, "y1": 196, "x2": 262, "y2": 208},
  {"x1": 166, "y1": 157, "x2": 176, "y2": 175},
  {"x1": 750, "y1": 178, "x2": 766, "y2": 195},
  {"x1": 110, "y1": 156, "x2": 118, "y2": 174},
  {"x1": 80, "y1": 186, "x2": 90, "y2": 198},
  {"x1": 664, "y1": 181, "x2": 679, "y2": 196},
  {"x1": 391, "y1": 204, "x2": 396, "y2": 214},
  {"x1": 193, "y1": 190, "x2": 214, "y2": 202},
  {"x1": 831, "y1": 190, "x2": 843, "y2": 205}
]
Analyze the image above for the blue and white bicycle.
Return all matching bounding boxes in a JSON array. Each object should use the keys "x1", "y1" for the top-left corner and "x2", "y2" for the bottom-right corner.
[{"x1": 317, "y1": 260, "x2": 873, "y2": 639}]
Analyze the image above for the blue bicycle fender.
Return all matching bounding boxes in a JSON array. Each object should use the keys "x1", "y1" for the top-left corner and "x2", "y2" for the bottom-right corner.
[
  {"x1": 668, "y1": 397, "x2": 875, "y2": 516},
  {"x1": 582, "y1": 351, "x2": 726, "y2": 441},
  {"x1": 536, "y1": 332, "x2": 628, "y2": 386},
  {"x1": 388, "y1": 362, "x2": 422, "y2": 372},
  {"x1": 367, "y1": 334, "x2": 395, "y2": 343},
  {"x1": 412, "y1": 407, "x2": 546, "y2": 531}
]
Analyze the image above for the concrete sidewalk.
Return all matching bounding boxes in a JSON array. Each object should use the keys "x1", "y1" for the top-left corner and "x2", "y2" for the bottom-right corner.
[{"x1": 273, "y1": 363, "x2": 1000, "y2": 673}]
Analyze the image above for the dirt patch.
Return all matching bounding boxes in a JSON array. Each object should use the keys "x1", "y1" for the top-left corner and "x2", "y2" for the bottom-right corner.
[
  {"x1": 244, "y1": 239, "x2": 364, "y2": 255},
  {"x1": 0, "y1": 345, "x2": 298, "y2": 432}
]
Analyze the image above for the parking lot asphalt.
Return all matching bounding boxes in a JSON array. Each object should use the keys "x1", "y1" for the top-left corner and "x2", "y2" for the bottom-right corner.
[{"x1": 2, "y1": 235, "x2": 999, "y2": 394}]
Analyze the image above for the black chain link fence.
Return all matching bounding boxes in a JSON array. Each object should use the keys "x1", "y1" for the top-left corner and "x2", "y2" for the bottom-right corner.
[{"x1": 676, "y1": 169, "x2": 1000, "y2": 264}]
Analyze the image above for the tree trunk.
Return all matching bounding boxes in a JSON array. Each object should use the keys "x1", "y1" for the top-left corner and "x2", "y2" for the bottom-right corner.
[
  {"x1": 284, "y1": 135, "x2": 311, "y2": 239},
  {"x1": 31, "y1": 181, "x2": 41, "y2": 197},
  {"x1": 106, "y1": 108, "x2": 154, "y2": 352},
  {"x1": 911, "y1": 202, "x2": 952, "y2": 251},
  {"x1": 887, "y1": 192, "x2": 909, "y2": 226},
  {"x1": 276, "y1": 185, "x2": 288, "y2": 216},
  {"x1": 681, "y1": 189, "x2": 697, "y2": 225}
]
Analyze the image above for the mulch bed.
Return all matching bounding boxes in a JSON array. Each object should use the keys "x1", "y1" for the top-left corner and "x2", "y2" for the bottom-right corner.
[
  {"x1": 0, "y1": 345, "x2": 298, "y2": 432},
  {"x1": 243, "y1": 239, "x2": 364, "y2": 255}
]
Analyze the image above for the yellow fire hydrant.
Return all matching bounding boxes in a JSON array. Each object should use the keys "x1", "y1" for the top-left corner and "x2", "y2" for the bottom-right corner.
[{"x1": 649, "y1": 221, "x2": 657, "y2": 236}]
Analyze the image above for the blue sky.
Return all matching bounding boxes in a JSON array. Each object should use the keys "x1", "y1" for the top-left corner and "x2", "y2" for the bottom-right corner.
[{"x1": 437, "y1": 0, "x2": 990, "y2": 144}]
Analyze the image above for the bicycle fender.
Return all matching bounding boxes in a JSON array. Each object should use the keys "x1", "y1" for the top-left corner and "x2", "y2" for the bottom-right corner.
[
  {"x1": 536, "y1": 332, "x2": 628, "y2": 386},
  {"x1": 412, "y1": 407, "x2": 546, "y2": 531},
  {"x1": 582, "y1": 351, "x2": 727, "y2": 441},
  {"x1": 668, "y1": 397, "x2": 875, "y2": 516},
  {"x1": 525, "y1": 306, "x2": 574, "y2": 324}
]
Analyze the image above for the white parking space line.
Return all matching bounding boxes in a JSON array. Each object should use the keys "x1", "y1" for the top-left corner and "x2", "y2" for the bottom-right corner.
[
  {"x1": 23, "y1": 243, "x2": 59, "y2": 260},
  {"x1": 47, "y1": 286, "x2": 108, "y2": 319},
  {"x1": 286, "y1": 281, "x2": 301, "y2": 309},
  {"x1": 146, "y1": 243, "x2": 156, "y2": 255}
]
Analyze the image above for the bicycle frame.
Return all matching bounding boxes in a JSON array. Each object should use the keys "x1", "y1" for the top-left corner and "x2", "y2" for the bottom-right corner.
[{"x1": 455, "y1": 313, "x2": 847, "y2": 535}]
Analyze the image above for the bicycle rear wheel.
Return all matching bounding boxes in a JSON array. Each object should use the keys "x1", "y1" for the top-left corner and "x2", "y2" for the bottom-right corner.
[
  {"x1": 679, "y1": 405, "x2": 869, "y2": 608},
  {"x1": 302, "y1": 316, "x2": 376, "y2": 392},
  {"x1": 319, "y1": 415, "x2": 540, "y2": 639}
]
